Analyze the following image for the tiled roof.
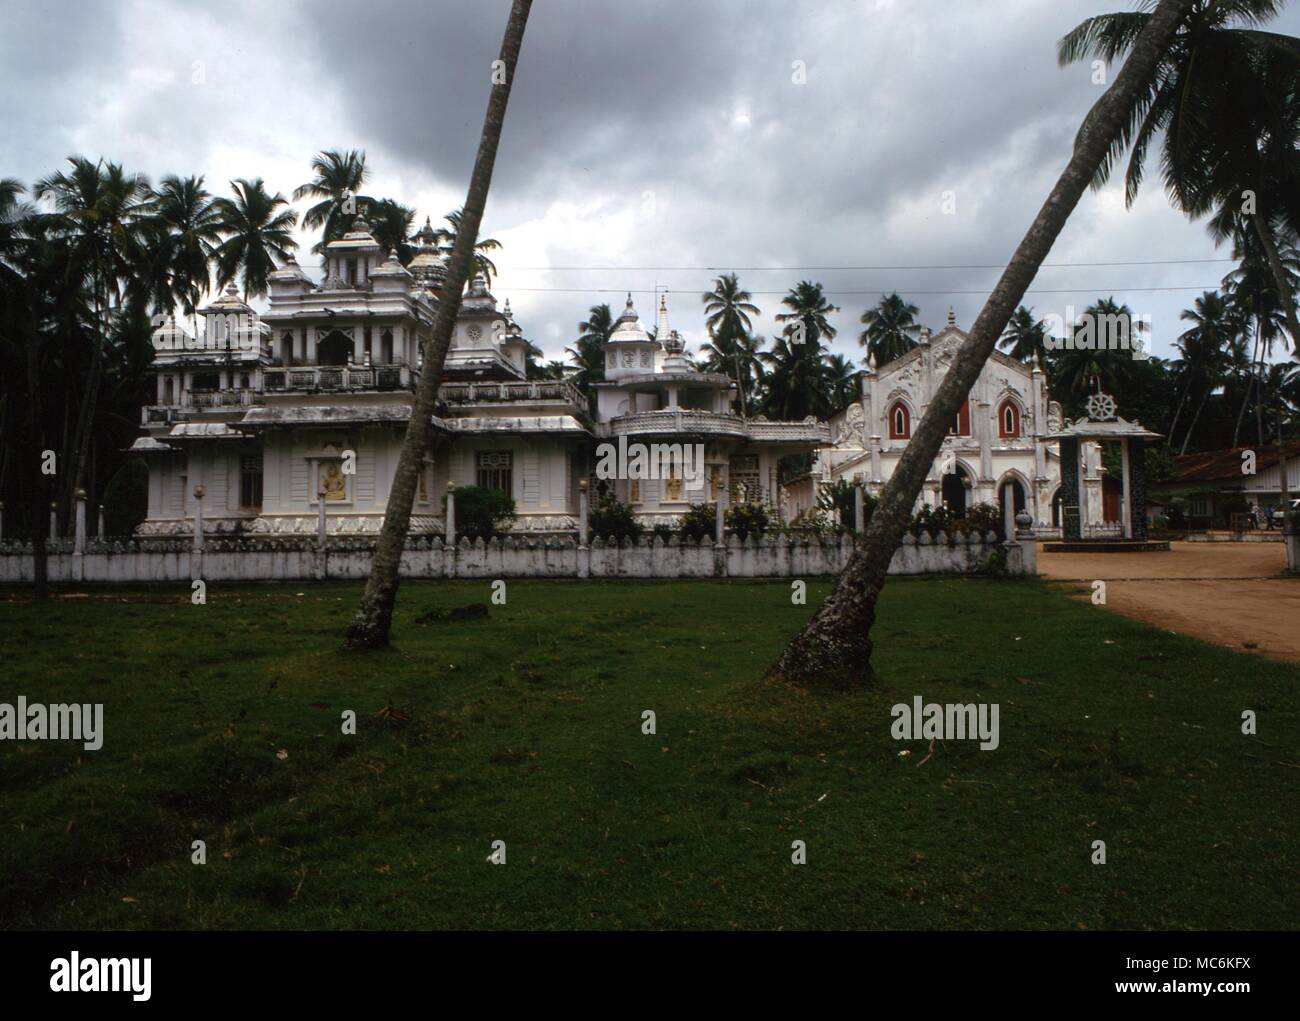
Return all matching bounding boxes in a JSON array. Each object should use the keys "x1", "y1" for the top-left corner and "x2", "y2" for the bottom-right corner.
[{"x1": 1171, "y1": 440, "x2": 1300, "y2": 482}]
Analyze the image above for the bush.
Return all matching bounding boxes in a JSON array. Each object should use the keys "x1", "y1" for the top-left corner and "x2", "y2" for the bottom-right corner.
[
  {"x1": 963, "y1": 502, "x2": 1002, "y2": 539},
  {"x1": 680, "y1": 503, "x2": 716, "y2": 542},
  {"x1": 726, "y1": 502, "x2": 770, "y2": 540},
  {"x1": 589, "y1": 496, "x2": 642, "y2": 542},
  {"x1": 651, "y1": 523, "x2": 676, "y2": 543},
  {"x1": 818, "y1": 478, "x2": 876, "y2": 530},
  {"x1": 448, "y1": 485, "x2": 515, "y2": 540},
  {"x1": 101, "y1": 456, "x2": 149, "y2": 537},
  {"x1": 909, "y1": 504, "x2": 957, "y2": 539}
]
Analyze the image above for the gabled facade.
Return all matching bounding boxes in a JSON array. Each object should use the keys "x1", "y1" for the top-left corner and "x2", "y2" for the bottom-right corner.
[{"x1": 792, "y1": 311, "x2": 1073, "y2": 535}]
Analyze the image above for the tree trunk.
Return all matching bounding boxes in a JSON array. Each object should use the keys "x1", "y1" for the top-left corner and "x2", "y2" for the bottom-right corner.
[
  {"x1": 1233, "y1": 325, "x2": 1258, "y2": 447},
  {"x1": 1182, "y1": 390, "x2": 1210, "y2": 455},
  {"x1": 24, "y1": 301, "x2": 48, "y2": 598},
  {"x1": 769, "y1": 0, "x2": 1195, "y2": 687},
  {"x1": 344, "y1": 0, "x2": 533, "y2": 650},
  {"x1": 1253, "y1": 212, "x2": 1300, "y2": 353},
  {"x1": 64, "y1": 270, "x2": 106, "y2": 525},
  {"x1": 1167, "y1": 372, "x2": 1195, "y2": 451}
]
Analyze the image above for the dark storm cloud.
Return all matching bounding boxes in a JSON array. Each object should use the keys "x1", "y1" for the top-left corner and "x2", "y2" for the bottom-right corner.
[{"x1": 5, "y1": 0, "x2": 1299, "y2": 360}]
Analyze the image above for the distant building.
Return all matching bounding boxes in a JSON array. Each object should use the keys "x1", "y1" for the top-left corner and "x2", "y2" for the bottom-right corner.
[
  {"x1": 130, "y1": 216, "x2": 827, "y2": 539},
  {"x1": 1152, "y1": 441, "x2": 1300, "y2": 527}
]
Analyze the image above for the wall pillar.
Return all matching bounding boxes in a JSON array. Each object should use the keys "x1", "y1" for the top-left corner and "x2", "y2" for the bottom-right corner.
[
  {"x1": 578, "y1": 479, "x2": 589, "y2": 545},
  {"x1": 192, "y1": 485, "x2": 205, "y2": 552},
  {"x1": 445, "y1": 481, "x2": 456, "y2": 547},
  {"x1": 74, "y1": 489, "x2": 87, "y2": 555},
  {"x1": 1059, "y1": 437, "x2": 1081, "y2": 540},
  {"x1": 50, "y1": 501, "x2": 58, "y2": 541},
  {"x1": 1128, "y1": 439, "x2": 1148, "y2": 540}
]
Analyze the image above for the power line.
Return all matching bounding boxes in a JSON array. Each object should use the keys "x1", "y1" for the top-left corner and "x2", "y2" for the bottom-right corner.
[
  {"x1": 456, "y1": 284, "x2": 1226, "y2": 296},
  {"x1": 292, "y1": 256, "x2": 1235, "y2": 271},
  {"x1": 502, "y1": 259, "x2": 1237, "y2": 271}
]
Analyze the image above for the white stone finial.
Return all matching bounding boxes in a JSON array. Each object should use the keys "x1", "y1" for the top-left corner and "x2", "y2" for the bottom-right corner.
[{"x1": 947, "y1": 307, "x2": 956, "y2": 327}]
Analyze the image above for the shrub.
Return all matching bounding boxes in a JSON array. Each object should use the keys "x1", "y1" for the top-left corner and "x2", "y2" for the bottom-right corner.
[
  {"x1": 963, "y1": 502, "x2": 1002, "y2": 539},
  {"x1": 448, "y1": 485, "x2": 515, "y2": 540},
  {"x1": 910, "y1": 504, "x2": 957, "y2": 539},
  {"x1": 651, "y1": 523, "x2": 676, "y2": 543},
  {"x1": 726, "y1": 502, "x2": 770, "y2": 540},
  {"x1": 101, "y1": 456, "x2": 149, "y2": 537},
  {"x1": 680, "y1": 503, "x2": 716, "y2": 542},
  {"x1": 589, "y1": 496, "x2": 642, "y2": 542},
  {"x1": 818, "y1": 478, "x2": 876, "y2": 530}
]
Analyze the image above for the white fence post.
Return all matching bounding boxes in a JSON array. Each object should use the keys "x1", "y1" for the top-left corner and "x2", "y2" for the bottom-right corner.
[
  {"x1": 445, "y1": 481, "x2": 457, "y2": 547},
  {"x1": 192, "y1": 485, "x2": 205, "y2": 552},
  {"x1": 74, "y1": 489, "x2": 87, "y2": 555}
]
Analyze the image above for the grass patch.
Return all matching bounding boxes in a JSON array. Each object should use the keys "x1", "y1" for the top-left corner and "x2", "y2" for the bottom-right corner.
[{"x1": 0, "y1": 577, "x2": 1295, "y2": 930}]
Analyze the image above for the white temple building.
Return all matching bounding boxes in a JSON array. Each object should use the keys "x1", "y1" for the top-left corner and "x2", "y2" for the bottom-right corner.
[{"x1": 130, "y1": 216, "x2": 829, "y2": 539}]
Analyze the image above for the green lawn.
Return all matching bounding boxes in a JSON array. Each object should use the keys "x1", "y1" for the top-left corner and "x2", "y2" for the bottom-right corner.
[{"x1": 0, "y1": 577, "x2": 1295, "y2": 930}]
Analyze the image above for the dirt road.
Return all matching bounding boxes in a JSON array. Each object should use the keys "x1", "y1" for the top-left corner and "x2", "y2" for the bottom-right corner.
[{"x1": 1038, "y1": 542, "x2": 1299, "y2": 662}]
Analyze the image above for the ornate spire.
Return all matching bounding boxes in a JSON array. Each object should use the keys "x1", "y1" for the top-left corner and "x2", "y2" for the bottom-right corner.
[
  {"x1": 947, "y1": 306, "x2": 956, "y2": 327},
  {"x1": 618, "y1": 292, "x2": 637, "y2": 322},
  {"x1": 656, "y1": 293, "x2": 670, "y2": 341}
]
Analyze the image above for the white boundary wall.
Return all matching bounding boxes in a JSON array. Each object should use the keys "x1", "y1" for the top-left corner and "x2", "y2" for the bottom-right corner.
[{"x1": 0, "y1": 531, "x2": 1035, "y2": 584}]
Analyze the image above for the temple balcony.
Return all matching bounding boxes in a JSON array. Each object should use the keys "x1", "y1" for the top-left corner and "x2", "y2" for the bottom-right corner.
[
  {"x1": 437, "y1": 380, "x2": 586, "y2": 409},
  {"x1": 262, "y1": 363, "x2": 416, "y2": 393},
  {"x1": 606, "y1": 408, "x2": 750, "y2": 439},
  {"x1": 186, "y1": 388, "x2": 266, "y2": 409}
]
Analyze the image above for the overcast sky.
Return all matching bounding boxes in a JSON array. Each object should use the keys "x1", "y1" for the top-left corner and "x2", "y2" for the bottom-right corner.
[{"x1": 5, "y1": 0, "x2": 1299, "y2": 365}]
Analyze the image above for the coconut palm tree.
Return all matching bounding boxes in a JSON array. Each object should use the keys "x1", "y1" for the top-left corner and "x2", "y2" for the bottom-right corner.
[
  {"x1": 1169, "y1": 291, "x2": 1238, "y2": 452},
  {"x1": 345, "y1": 0, "x2": 533, "y2": 650},
  {"x1": 1052, "y1": 297, "x2": 1148, "y2": 401},
  {"x1": 293, "y1": 149, "x2": 371, "y2": 253},
  {"x1": 1058, "y1": 0, "x2": 1300, "y2": 347},
  {"x1": 151, "y1": 174, "x2": 222, "y2": 318},
  {"x1": 859, "y1": 292, "x2": 920, "y2": 366},
  {"x1": 212, "y1": 178, "x2": 297, "y2": 301},
  {"x1": 759, "y1": 334, "x2": 830, "y2": 421},
  {"x1": 368, "y1": 198, "x2": 417, "y2": 264},
  {"x1": 702, "y1": 273, "x2": 760, "y2": 412},
  {"x1": 823, "y1": 352, "x2": 860, "y2": 412},
  {"x1": 433, "y1": 207, "x2": 502, "y2": 286},
  {"x1": 566, "y1": 303, "x2": 612, "y2": 410},
  {"x1": 776, "y1": 280, "x2": 838, "y2": 348},
  {"x1": 35, "y1": 157, "x2": 152, "y2": 516},
  {"x1": 999, "y1": 305, "x2": 1050, "y2": 367},
  {"x1": 771, "y1": 0, "x2": 1195, "y2": 686},
  {"x1": 1220, "y1": 219, "x2": 1299, "y2": 444}
]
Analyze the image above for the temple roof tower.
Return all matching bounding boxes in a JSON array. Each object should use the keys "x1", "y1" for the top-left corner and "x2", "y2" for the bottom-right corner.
[{"x1": 603, "y1": 294, "x2": 661, "y2": 380}]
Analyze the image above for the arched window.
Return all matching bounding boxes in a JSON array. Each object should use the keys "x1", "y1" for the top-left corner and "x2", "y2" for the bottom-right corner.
[
  {"x1": 948, "y1": 400, "x2": 971, "y2": 436},
  {"x1": 889, "y1": 402, "x2": 911, "y2": 439},
  {"x1": 998, "y1": 399, "x2": 1022, "y2": 438},
  {"x1": 163, "y1": 377, "x2": 174, "y2": 404}
]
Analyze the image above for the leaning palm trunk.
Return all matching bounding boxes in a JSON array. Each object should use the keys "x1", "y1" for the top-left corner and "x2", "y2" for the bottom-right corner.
[
  {"x1": 344, "y1": 0, "x2": 532, "y2": 650},
  {"x1": 1183, "y1": 390, "x2": 1210, "y2": 455},
  {"x1": 1252, "y1": 213, "x2": 1300, "y2": 354},
  {"x1": 769, "y1": 0, "x2": 1194, "y2": 686},
  {"x1": 1233, "y1": 326, "x2": 1259, "y2": 447}
]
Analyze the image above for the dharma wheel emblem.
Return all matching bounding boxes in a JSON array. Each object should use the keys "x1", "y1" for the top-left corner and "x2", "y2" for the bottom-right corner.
[{"x1": 1086, "y1": 392, "x2": 1117, "y2": 421}]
